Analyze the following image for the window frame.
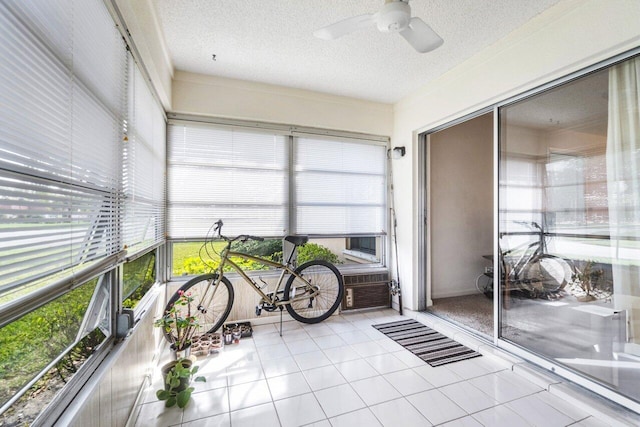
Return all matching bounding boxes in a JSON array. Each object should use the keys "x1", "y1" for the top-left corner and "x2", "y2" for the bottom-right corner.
[
  {"x1": 166, "y1": 115, "x2": 390, "y2": 280},
  {"x1": 121, "y1": 246, "x2": 161, "y2": 316},
  {"x1": 0, "y1": 0, "x2": 167, "y2": 422},
  {"x1": 0, "y1": 269, "x2": 117, "y2": 420},
  {"x1": 494, "y1": 49, "x2": 640, "y2": 413}
]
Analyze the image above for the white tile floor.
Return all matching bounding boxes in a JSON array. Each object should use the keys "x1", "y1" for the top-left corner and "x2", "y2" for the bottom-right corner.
[{"x1": 132, "y1": 309, "x2": 633, "y2": 426}]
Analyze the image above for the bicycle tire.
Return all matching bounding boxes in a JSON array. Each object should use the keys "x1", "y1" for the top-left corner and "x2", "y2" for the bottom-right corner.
[
  {"x1": 522, "y1": 254, "x2": 572, "y2": 294},
  {"x1": 162, "y1": 273, "x2": 234, "y2": 344},
  {"x1": 284, "y1": 260, "x2": 344, "y2": 324},
  {"x1": 475, "y1": 273, "x2": 493, "y2": 299}
]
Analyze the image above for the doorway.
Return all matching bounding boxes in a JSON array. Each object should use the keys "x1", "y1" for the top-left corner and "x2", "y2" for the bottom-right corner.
[{"x1": 424, "y1": 112, "x2": 494, "y2": 337}]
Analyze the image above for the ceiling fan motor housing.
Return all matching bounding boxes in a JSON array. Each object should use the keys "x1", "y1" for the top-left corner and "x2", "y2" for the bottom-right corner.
[{"x1": 377, "y1": 1, "x2": 411, "y2": 33}]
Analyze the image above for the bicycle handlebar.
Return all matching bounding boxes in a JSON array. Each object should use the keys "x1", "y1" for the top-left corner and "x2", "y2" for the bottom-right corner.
[
  {"x1": 214, "y1": 219, "x2": 224, "y2": 236},
  {"x1": 212, "y1": 219, "x2": 264, "y2": 243},
  {"x1": 513, "y1": 220, "x2": 542, "y2": 231}
]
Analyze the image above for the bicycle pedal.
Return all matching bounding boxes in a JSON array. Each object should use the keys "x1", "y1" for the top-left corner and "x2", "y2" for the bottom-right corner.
[{"x1": 255, "y1": 306, "x2": 262, "y2": 316}]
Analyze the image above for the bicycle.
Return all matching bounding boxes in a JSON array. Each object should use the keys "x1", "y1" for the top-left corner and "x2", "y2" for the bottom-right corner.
[
  {"x1": 163, "y1": 220, "x2": 344, "y2": 343},
  {"x1": 476, "y1": 222, "x2": 573, "y2": 299},
  {"x1": 500, "y1": 221, "x2": 573, "y2": 298}
]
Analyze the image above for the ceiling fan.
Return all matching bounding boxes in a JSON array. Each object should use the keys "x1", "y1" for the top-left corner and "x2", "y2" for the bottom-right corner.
[{"x1": 313, "y1": 0, "x2": 443, "y2": 53}]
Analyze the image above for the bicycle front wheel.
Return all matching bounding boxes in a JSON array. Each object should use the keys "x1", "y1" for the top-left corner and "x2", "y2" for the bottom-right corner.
[
  {"x1": 163, "y1": 274, "x2": 234, "y2": 344},
  {"x1": 523, "y1": 254, "x2": 572, "y2": 294},
  {"x1": 284, "y1": 260, "x2": 344, "y2": 324}
]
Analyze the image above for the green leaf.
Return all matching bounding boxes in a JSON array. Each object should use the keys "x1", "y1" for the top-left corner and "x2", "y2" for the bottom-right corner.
[
  {"x1": 191, "y1": 366, "x2": 199, "y2": 374},
  {"x1": 165, "y1": 396, "x2": 177, "y2": 408},
  {"x1": 169, "y1": 378, "x2": 180, "y2": 388},
  {"x1": 176, "y1": 390, "x2": 191, "y2": 408},
  {"x1": 194, "y1": 376, "x2": 206, "y2": 383},
  {"x1": 156, "y1": 390, "x2": 170, "y2": 400}
]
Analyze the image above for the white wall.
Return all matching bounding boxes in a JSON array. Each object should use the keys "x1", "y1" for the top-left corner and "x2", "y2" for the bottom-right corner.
[
  {"x1": 429, "y1": 114, "x2": 493, "y2": 299},
  {"x1": 172, "y1": 71, "x2": 393, "y2": 136},
  {"x1": 392, "y1": 0, "x2": 640, "y2": 311}
]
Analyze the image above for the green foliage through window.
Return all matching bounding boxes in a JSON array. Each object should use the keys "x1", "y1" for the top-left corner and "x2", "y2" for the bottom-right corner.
[
  {"x1": 0, "y1": 278, "x2": 104, "y2": 414},
  {"x1": 122, "y1": 251, "x2": 156, "y2": 309},
  {"x1": 172, "y1": 240, "x2": 340, "y2": 276},
  {"x1": 298, "y1": 243, "x2": 340, "y2": 264}
]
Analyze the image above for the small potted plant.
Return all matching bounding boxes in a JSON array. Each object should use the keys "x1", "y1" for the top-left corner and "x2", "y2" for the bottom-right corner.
[
  {"x1": 154, "y1": 290, "x2": 200, "y2": 358},
  {"x1": 157, "y1": 358, "x2": 206, "y2": 408},
  {"x1": 571, "y1": 260, "x2": 604, "y2": 302}
]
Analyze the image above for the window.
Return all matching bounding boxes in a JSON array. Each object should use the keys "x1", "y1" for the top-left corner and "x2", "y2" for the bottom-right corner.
[
  {"x1": 0, "y1": 0, "x2": 163, "y2": 421},
  {"x1": 166, "y1": 121, "x2": 388, "y2": 276},
  {"x1": 294, "y1": 136, "x2": 387, "y2": 235},
  {"x1": 0, "y1": 275, "x2": 111, "y2": 424},
  {"x1": 167, "y1": 123, "x2": 289, "y2": 237},
  {"x1": 0, "y1": 0, "x2": 127, "y2": 304},
  {"x1": 123, "y1": 62, "x2": 167, "y2": 256},
  {"x1": 546, "y1": 153, "x2": 586, "y2": 227},
  {"x1": 122, "y1": 251, "x2": 157, "y2": 309},
  {"x1": 348, "y1": 237, "x2": 376, "y2": 255},
  {"x1": 499, "y1": 55, "x2": 640, "y2": 404}
]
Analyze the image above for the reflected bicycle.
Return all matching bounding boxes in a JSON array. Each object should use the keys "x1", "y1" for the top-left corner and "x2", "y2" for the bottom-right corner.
[
  {"x1": 501, "y1": 221, "x2": 573, "y2": 298},
  {"x1": 478, "y1": 221, "x2": 574, "y2": 299}
]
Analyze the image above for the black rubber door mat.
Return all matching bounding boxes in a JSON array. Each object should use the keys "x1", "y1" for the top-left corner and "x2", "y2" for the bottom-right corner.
[{"x1": 373, "y1": 319, "x2": 481, "y2": 367}]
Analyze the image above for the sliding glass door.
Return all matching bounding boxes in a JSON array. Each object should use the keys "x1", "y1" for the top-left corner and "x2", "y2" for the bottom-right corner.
[{"x1": 499, "y1": 55, "x2": 640, "y2": 404}]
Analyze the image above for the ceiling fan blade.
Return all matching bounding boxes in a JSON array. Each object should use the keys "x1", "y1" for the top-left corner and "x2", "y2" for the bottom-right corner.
[
  {"x1": 314, "y1": 14, "x2": 375, "y2": 40},
  {"x1": 399, "y1": 17, "x2": 443, "y2": 53}
]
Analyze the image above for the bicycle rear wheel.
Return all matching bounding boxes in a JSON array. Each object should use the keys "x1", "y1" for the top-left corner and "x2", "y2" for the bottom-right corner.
[
  {"x1": 284, "y1": 260, "x2": 344, "y2": 324},
  {"x1": 163, "y1": 274, "x2": 234, "y2": 344},
  {"x1": 523, "y1": 254, "x2": 572, "y2": 295}
]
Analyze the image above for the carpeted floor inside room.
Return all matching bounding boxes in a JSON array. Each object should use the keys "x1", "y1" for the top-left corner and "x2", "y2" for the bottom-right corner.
[{"x1": 427, "y1": 293, "x2": 494, "y2": 337}]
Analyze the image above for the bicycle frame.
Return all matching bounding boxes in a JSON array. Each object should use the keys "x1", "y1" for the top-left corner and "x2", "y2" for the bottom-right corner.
[
  {"x1": 501, "y1": 222, "x2": 547, "y2": 281},
  {"x1": 505, "y1": 240, "x2": 543, "y2": 280},
  {"x1": 197, "y1": 244, "x2": 320, "y2": 314}
]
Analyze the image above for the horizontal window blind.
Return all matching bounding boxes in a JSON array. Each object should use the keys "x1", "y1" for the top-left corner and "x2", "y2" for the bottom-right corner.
[
  {"x1": 294, "y1": 137, "x2": 387, "y2": 235},
  {"x1": 167, "y1": 123, "x2": 288, "y2": 237},
  {"x1": 0, "y1": 0, "x2": 126, "y2": 299},
  {"x1": 123, "y1": 61, "x2": 166, "y2": 255}
]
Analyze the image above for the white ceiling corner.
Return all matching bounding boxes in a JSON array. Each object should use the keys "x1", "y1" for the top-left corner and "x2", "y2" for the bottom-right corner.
[{"x1": 152, "y1": 0, "x2": 563, "y2": 104}]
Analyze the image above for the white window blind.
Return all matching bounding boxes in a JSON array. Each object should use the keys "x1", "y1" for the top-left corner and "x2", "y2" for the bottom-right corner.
[
  {"x1": 123, "y1": 61, "x2": 166, "y2": 255},
  {"x1": 294, "y1": 137, "x2": 387, "y2": 235},
  {"x1": 0, "y1": 0, "x2": 126, "y2": 299},
  {"x1": 167, "y1": 123, "x2": 288, "y2": 237}
]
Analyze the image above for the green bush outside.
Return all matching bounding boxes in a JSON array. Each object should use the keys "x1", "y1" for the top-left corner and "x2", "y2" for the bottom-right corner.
[
  {"x1": 232, "y1": 239, "x2": 282, "y2": 257},
  {"x1": 122, "y1": 251, "x2": 156, "y2": 309},
  {"x1": 0, "y1": 278, "x2": 101, "y2": 408},
  {"x1": 298, "y1": 243, "x2": 340, "y2": 265},
  {"x1": 173, "y1": 240, "x2": 340, "y2": 276}
]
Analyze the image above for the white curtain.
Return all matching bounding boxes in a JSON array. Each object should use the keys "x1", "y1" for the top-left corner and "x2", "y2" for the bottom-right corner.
[{"x1": 606, "y1": 56, "x2": 640, "y2": 347}]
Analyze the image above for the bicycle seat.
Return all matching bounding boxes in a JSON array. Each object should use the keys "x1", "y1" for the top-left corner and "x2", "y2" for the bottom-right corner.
[{"x1": 284, "y1": 235, "x2": 308, "y2": 246}]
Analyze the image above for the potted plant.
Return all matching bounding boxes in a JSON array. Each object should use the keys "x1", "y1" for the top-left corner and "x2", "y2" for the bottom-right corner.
[
  {"x1": 571, "y1": 260, "x2": 604, "y2": 302},
  {"x1": 154, "y1": 290, "x2": 200, "y2": 357},
  {"x1": 156, "y1": 358, "x2": 206, "y2": 408}
]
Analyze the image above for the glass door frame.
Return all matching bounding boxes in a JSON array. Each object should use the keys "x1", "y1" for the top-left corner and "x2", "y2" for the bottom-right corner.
[
  {"x1": 494, "y1": 47, "x2": 640, "y2": 414},
  {"x1": 417, "y1": 46, "x2": 640, "y2": 413}
]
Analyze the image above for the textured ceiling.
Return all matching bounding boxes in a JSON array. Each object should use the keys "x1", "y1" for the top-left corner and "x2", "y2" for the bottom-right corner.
[
  {"x1": 505, "y1": 70, "x2": 609, "y2": 135},
  {"x1": 153, "y1": 0, "x2": 562, "y2": 104}
]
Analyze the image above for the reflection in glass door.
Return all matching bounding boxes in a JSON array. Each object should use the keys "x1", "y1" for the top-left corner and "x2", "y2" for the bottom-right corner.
[{"x1": 499, "y1": 55, "x2": 640, "y2": 405}]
